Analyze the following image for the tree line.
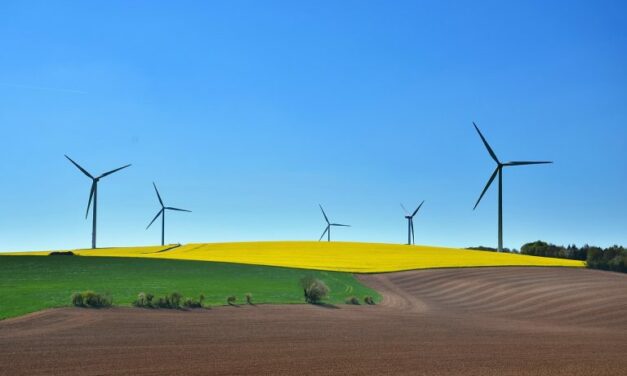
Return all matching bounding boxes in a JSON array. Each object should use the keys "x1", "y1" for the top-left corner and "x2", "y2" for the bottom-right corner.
[{"x1": 520, "y1": 240, "x2": 626, "y2": 273}]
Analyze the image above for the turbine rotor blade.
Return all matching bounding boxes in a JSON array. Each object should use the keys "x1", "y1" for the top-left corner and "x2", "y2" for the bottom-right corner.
[
  {"x1": 503, "y1": 161, "x2": 553, "y2": 166},
  {"x1": 410, "y1": 219, "x2": 415, "y2": 244},
  {"x1": 473, "y1": 122, "x2": 500, "y2": 164},
  {"x1": 400, "y1": 203, "x2": 409, "y2": 215},
  {"x1": 165, "y1": 207, "x2": 191, "y2": 212},
  {"x1": 319, "y1": 226, "x2": 329, "y2": 241},
  {"x1": 153, "y1": 182, "x2": 164, "y2": 207},
  {"x1": 411, "y1": 200, "x2": 425, "y2": 217},
  {"x1": 331, "y1": 223, "x2": 350, "y2": 227},
  {"x1": 99, "y1": 164, "x2": 131, "y2": 178},
  {"x1": 85, "y1": 181, "x2": 96, "y2": 219},
  {"x1": 146, "y1": 209, "x2": 164, "y2": 229},
  {"x1": 319, "y1": 204, "x2": 329, "y2": 224},
  {"x1": 65, "y1": 155, "x2": 94, "y2": 179},
  {"x1": 474, "y1": 166, "x2": 500, "y2": 210}
]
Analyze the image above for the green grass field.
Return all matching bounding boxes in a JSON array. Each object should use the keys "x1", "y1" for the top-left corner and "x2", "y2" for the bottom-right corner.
[{"x1": 0, "y1": 255, "x2": 380, "y2": 319}]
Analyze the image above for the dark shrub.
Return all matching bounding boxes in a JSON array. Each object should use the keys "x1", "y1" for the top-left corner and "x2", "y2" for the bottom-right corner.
[
  {"x1": 364, "y1": 296, "x2": 375, "y2": 305},
  {"x1": 169, "y1": 292, "x2": 182, "y2": 308},
  {"x1": 71, "y1": 292, "x2": 84, "y2": 307},
  {"x1": 227, "y1": 296, "x2": 237, "y2": 306},
  {"x1": 182, "y1": 295, "x2": 204, "y2": 309},
  {"x1": 49, "y1": 251, "x2": 75, "y2": 256},
  {"x1": 71, "y1": 291, "x2": 111, "y2": 308},
  {"x1": 155, "y1": 296, "x2": 169, "y2": 308},
  {"x1": 300, "y1": 276, "x2": 329, "y2": 304},
  {"x1": 345, "y1": 296, "x2": 360, "y2": 305}
]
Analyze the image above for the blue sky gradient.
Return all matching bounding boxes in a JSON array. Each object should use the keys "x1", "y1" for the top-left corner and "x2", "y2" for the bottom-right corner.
[{"x1": 1, "y1": 1, "x2": 626, "y2": 251}]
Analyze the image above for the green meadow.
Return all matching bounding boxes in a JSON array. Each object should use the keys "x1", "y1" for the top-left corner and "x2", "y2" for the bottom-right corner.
[{"x1": 0, "y1": 255, "x2": 379, "y2": 319}]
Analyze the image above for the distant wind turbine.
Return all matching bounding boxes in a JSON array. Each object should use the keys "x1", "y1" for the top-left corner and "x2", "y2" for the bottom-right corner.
[
  {"x1": 472, "y1": 122, "x2": 553, "y2": 252},
  {"x1": 401, "y1": 201, "x2": 424, "y2": 245},
  {"x1": 318, "y1": 205, "x2": 350, "y2": 242},
  {"x1": 146, "y1": 182, "x2": 191, "y2": 246},
  {"x1": 65, "y1": 155, "x2": 131, "y2": 249}
]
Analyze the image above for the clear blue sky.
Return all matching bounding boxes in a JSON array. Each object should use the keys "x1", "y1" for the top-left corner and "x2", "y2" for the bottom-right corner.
[{"x1": 1, "y1": 1, "x2": 626, "y2": 251}]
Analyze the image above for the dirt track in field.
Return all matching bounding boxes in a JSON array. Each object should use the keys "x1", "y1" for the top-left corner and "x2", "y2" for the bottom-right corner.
[{"x1": 1, "y1": 267, "x2": 626, "y2": 375}]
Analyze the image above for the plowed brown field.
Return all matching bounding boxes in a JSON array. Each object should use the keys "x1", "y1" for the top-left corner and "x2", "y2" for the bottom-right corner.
[{"x1": 1, "y1": 267, "x2": 626, "y2": 375}]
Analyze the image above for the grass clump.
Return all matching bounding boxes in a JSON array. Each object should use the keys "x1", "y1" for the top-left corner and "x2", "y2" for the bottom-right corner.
[
  {"x1": 71, "y1": 291, "x2": 111, "y2": 308},
  {"x1": 245, "y1": 293, "x2": 254, "y2": 305},
  {"x1": 345, "y1": 296, "x2": 360, "y2": 305},
  {"x1": 227, "y1": 295, "x2": 237, "y2": 306},
  {"x1": 364, "y1": 296, "x2": 375, "y2": 305},
  {"x1": 300, "y1": 276, "x2": 329, "y2": 304}
]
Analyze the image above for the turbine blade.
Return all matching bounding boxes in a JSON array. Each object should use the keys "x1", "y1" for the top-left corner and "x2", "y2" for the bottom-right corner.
[
  {"x1": 85, "y1": 181, "x2": 95, "y2": 219},
  {"x1": 410, "y1": 219, "x2": 415, "y2": 244},
  {"x1": 411, "y1": 200, "x2": 425, "y2": 217},
  {"x1": 473, "y1": 122, "x2": 500, "y2": 164},
  {"x1": 503, "y1": 161, "x2": 553, "y2": 166},
  {"x1": 153, "y1": 182, "x2": 164, "y2": 207},
  {"x1": 99, "y1": 163, "x2": 131, "y2": 178},
  {"x1": 165, "y1": 207, "x2": 191, "y2": 212},
  {"x1": 474, "y1": 167, "x2": 499, "y2": 210},
  {"x1": 319, "y1": 226, "x2": 329, "y2": 241},
  {"x1": 65, "y1": 155, "x2": 94, "y2": 179},
  {"x1": 146, "y1": 209, "x2": 164, "y2": 229},
  {"x1": 331, "y1": 223, "x2": 350, "y2": 227},
  {"x1": 400, "y1": 203, "x2": 409, "y2": 215},
  {"x1": 319, "y1": 204, "x2": 329, "y2": 224}
]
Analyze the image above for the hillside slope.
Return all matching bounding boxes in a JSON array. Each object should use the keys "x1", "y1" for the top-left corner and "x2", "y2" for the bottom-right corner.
[{"x1": 5, "y1": 241, "x2": 585, "y2": 272}]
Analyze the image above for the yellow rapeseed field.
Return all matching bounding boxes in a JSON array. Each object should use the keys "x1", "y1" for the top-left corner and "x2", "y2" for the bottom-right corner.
[{"x1": 5, "y1": 241, "x2": 585, "y2": 273}]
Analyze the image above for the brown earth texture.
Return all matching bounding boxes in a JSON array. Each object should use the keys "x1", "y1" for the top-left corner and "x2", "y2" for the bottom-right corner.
[{"x1": 1, "y1": 267, "x2": 626, "y2": 375}]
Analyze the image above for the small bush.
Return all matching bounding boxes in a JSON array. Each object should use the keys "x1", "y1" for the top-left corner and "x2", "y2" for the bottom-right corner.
[
  {"x1": 183, "y1": 294, "x2": 205, "y2": 309},
  {"x1": 227, "y1": 296, "x2": 237, "y2": 306},
  {"x1": 155, "y1": 296, "x2": 169, "y2": 308},
  {"x1": 364, "y1": 296, "x2": 375, "y2": 305},
  {"x1": 133, "y1": 292, "x2": 147, "y2": 307},
  {"x1": 71, "y1": 292, "x2": 84, "y2": 307},
  {"x1": 345, "y1": 296, "x2": 360, "y2": 305},
  {"x1": 49, "y1": 251, "x2": 75, "y2": 256},
  {"x1": 245, "y1": 293, "x2": 253, "y2": 305},
  {"x1": 71, "y1": 291, "x2": 111, "y2": 308},
  {"x1": 170, "y1": 292, "x2": 182, "y2": 308},
  {"x1": 300, "y1": 276, "x2": 329, "y2": 304}
]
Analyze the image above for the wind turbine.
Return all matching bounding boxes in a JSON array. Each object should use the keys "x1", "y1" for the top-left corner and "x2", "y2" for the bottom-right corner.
[
  {"x1": 318, "y1": 204, "x2": 350, "y2": 242},
  {"x1": 472, "y1": 122, "x2": 552, "y2": 252},
  {"x1": 146, "y1": 182, "x2": 191, "y2": 246},
  {"x1": 65, "y1": 155, "x2": 131, "y2": 249},
  {"x1": 401, "y1": 201, "x2": 424, "y2": 245}
]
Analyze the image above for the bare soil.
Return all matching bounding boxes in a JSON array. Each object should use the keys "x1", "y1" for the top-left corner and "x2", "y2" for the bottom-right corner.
[{"x1": 1, "y1": 267, "x2": 626, "y2": 375}]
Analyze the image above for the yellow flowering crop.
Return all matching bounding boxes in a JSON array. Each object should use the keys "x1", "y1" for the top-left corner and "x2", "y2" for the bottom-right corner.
[{"x1": 5, "y1": 241, "x2": 585, "y2": 273}]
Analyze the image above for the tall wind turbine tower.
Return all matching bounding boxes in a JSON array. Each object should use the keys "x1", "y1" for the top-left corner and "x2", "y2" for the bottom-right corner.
[
  {"x1": 146, "y1": 182, "x2": 191, "y2": 246},
  {"x1": 65, "y1": 155, "x2": 131, "y2": 249},
  {"x1": 472, "y1": 122, "x2": 552, "y2": 252},
  {"x1": 401, "y1": 201, "x2": 424, "y2": 245}
]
